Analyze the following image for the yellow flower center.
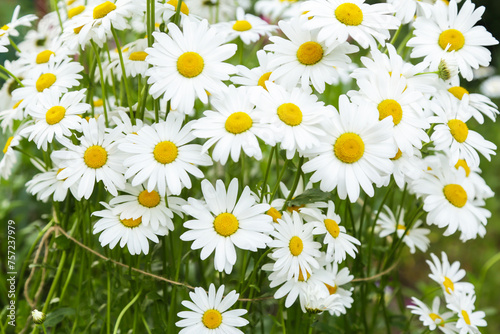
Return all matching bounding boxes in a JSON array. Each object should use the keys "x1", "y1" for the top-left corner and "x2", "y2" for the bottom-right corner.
[
  {"x1": 461, "y1": 310, "x2": 471, "y2": 325},
  {"x1": 429, "y1": 313, "x2": 445, "y2": 327},
  {"x1": 378, "y1": 99, "x2": 403, "y2": 125},
  {"x1": 93, "y1": 98, "x2": 104, "y2": 107},
  {"x1": 121, "y1": 217, "x2": 142, "y2": 228},
  {"x1": 438, "y1": 29, "x2": 465, "y2": 51},
  {"x1": 277, "y1": 103, "x2": 303, "y2": 126},
  {"x1": 397, "y1": 224, "x2": 406, "y2": 230},
  {"x1": 298, "y1": 268, "x2": 311, "y2": 281},
  {"x1": 167, "y1": 0, "x2": 190, "y2": 15},
  {"x1": 225, "y1": 112, "x2": 253, "y2": 134},
  {"x1": 448, "y1": 86, "x2": 469, "y2": 100},
  {"x1": 36, "y1": 73, "x2": 57, "y2": 92},
  {"x1": 84, "y1": 145, "x2": 108, "y2": 169},
  {"x1": 202, "y1": 309, "x2": 222, "y2": 329},
  {"x1": 289, "y1": 236, "x2": 304, "y2": 256},
  {"x1": 257, "y1": 72, "x2": 272, "y2": 90},
  {"x1": 296, "y1": 41, "x2": 324, "y2": 65},
  {"x1": 213, "y1": 212, "x2": 239, "y2": 237},
  {"x1": 67, "y1": 0, "x2": 76, "y2": 5},
  {"x1": 266, "y1": 207, "x2": 282, "y2": 223},
  {"x1": 233, "y1": 20, "x2": 252, "y2": 31},
  {"x1": 177, "y1": 52, "x2": 204, "y2": 78},
  {"x1": 46, "y1": 106, "x2": 66, "y2": 125},
  {"x1": 93, "y1": 1, "x2": 116, "y2": 19},
  {"x1": 443, "y1": 184, "x2": 467, "y2": 208},
  {"x1": 3, "y1": 136, "x2": 13, "y2": 154},
  {"x1": 68, "y1": 5, "x2": 85, "y2": 18},
  {"x1": 325, "y1": 283, "x2": 338, "y2": 295},
  {"x1": 324, "y1": 218, "x2": 340, "y2": 238},
  {"x1": 153, "y1": 141, "x2": 178, "y2": 164},
  {"x1": 74, "y1": 25, "x2": 84, "y2": 34},
  {"x1": 391, "y1": 149, "x2": 403, "y2": 161},
  {"x1": 129, "y1": 51, "x2": 148, "y2": 61},
  {"x1": 443, "y1": 276, "x2": 455, "y2": 294},
  {"x1": 138, "y1": 190, "x2": 161, "y2": 208},
  {"x1": 335, "y1": 3, "x2": 363, "y2": 26},
  {"x1": 36, "y1": 50, "x2": 55, "y2": 64},
  {"x1": 334, "y1": 133, "x2": 365, "y2": 164},
  {"x1": 13, "y1": 100, "x2": 22, "y2": 109},
  {"x1": 448, "y1": 119, "x2": 468, "y2": 143},
  {"x1": 454, "y1": 159, "x2": 471, "y2": 177},
  {"x1": 287, "y1": 204, "x2": 304, "y2": 213}
]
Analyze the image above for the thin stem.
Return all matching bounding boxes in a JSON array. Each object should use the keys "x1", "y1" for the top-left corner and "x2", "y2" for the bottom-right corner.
[
  {"x1": 8, "y1": 37, "x2": 21, "y2": 53},
  {"x1": 113, "y1": 289, "x2": 142, "y2": 334},
  {"x1": 42, "y1": 251, "x2": 67, "y2": 314},
  {"x1": 173, "y1": 0, "x2": 184, "y2": 25},
  {"x1": 281, "y1": 156, "x2": 304, "y2": 211},
  {"x1": 91, "y1": 41, "x2": 109, "y2": 126},
  {"x1": 0, "y1": 65, "x2": 23, "y2": 87},
  {"x1": 260, "y1": 146, "x2": 275, "y2": 202}
]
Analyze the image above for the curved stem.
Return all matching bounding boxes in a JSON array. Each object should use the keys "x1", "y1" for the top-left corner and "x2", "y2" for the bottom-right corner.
[
  {"x1": 113, "y1": 290, "x2": 142, "y2": 334},
  {"x1": 42, "y1": 251, "x2": 67, "y2": 314}
]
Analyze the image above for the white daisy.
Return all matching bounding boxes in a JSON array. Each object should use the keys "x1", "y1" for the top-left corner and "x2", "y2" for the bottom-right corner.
[
  {"x1": 255, "y1": 0, "x2": 303, "y2": 22},
  {"x1": 119, "y1": 114, "x2": 212, "y2": 196},
  {"x1": 0, "y1": 133, "x2": 21, "y2": 180},
  {"x1": 480, "y1": 75, "x2": 500, "y2": 99},
  {"x1": 446, "y1": 292, "x2": 487, "y2": 334},
  {"x1": 300, "y1": 283, "x2": 344, "y2": 314},
  {"x1": 0, "y1": 100, "x2": 24, "y2": 133},
  {"x1": 301, "y1": 94, "x2": 396, "y2": 203},
  {"x1": 408, "y1": 297, "x2": 458, "y2": 334},
  {"x1": 26, "y1": 167, "x2": 78, "y2": 202},
  {"x1": 180, "y1": 178, "x2": 273, "y2": 274},
  {"x1": 176, "y1": 284, "x2": 249, "y2": 333},
  {"x1": 454, "y1": 158, "x2": 494, "y2": 201},
  {"x1": 230, "y1": 49, "x2": 277, "y2": 95},
  {"x1": 16, "y1": 38, "x2": 75, "y2": 74},
  {"x1": 0, "y1": 5, "x2": 37, "y2": 41},
  {"x1": 145, "y1": 19, "x2": 237, "y2": 114},
  {"x1": 407, "y1": 0, "x2": 498, "y2": 81},
  {"x1": 322, "y1": 261, "x2": 354, "y2": 316},
  {"x1": 387, "y1": 0, "x2": 433, "y2": 24},
  {"x1": 445, "y1": 84, "x2": 498, "y2": 124},
  {"x1": 426, "y1": 252, "x2": 475, "y2": 298},
  {"x1": 384, "y1": 147, "x2": 425, "y2": 189}
]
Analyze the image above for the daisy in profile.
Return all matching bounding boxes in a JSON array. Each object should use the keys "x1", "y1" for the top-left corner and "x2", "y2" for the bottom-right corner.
[
  {"x1": 446, "y1": 292, "x2": 487, "y2": 334},
  {"x1": 480, "y1": 75, "x2": 500, "y2": 98},
  {"x1": 230, "y1": 50, "x2": 277, "y2": 95},
  {"x1": 407, "y1": 0, "x2": 498, "y2": 81},
  {"x1": 408, "y1": 297, "x2": 458, "y2": 334},
  {"x1": 0, "y1": 100, "x2": 24, "y2": 133},
  {"x1": 301, "y1": 0, "x2": 400, "y2": 49},
  {"x1": 93, "y1": 203, "x2": 168, "y2": 255},
  {"x1": 302, "y1": 95, "x2": 396, "y2": 203},
  {"x1": 0, "y1": 133, "x2": 21, "y2": 179},
  {"x1": 384, "y1": 147, "x2": 425, "y2": 189},
  {"x1": 16, "y1": 38, "x2": 74, "y2": 74},
  {"x1": 20, "y1": 89, "x2": 89, "y2": 150},
  {"x1": 155, "y1": 0, "x2": 193, "y2": 25},
  {"x1": 52, "y1": 117, "x2": 126, "y2": 199},
  {"x1": 0, "y1": 5, "x2": 37, "y2": 41},
  {"x1": 181, "y1": 178, "x2": 273, "y2": 274},
  {"x1": 426, "y1": 252, "x2": 475, "y2": 298},
  {"x1": 264, "y1": 18, "x2": 358, "y2": 93},
  {"x1": 26, "y1": 167, "x2": 79, "y2": 202},
  {"x1": 387, "y1": 0, "x2": 433, "y2": 24},
  {"x1": 119, "y1": 114, "x2": 212, "y2": 196},
  {"x1": 191, "y1": 85, "x2": 274, "y2": 165},
  {"x1": 146, "y1": 19, "x2": 237, "y2": 114},
  {"x1": 445, "y1": 83, "x2": 498, "y2": 124},
  {"x1": 322, "y1": 261, "x2": 354, "y2": 316},
  {"x1": 176, "y1": 284, "x2": 249, "y2": 333}
]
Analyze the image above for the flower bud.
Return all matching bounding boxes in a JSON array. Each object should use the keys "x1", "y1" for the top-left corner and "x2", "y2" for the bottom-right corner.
[{"x1": 32, "y1": 309, "x2": 46, "y2": 325}]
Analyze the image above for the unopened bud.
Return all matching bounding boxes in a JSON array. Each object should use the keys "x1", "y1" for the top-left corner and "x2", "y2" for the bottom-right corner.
[
  {"x1": 438, "y1": 56, "x2": 459, "y2": 81},
  {"x1": 32, "y1": 309, "x2": 46, "y2": 325}
]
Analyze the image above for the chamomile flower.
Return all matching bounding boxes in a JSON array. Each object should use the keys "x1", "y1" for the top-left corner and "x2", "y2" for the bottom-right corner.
[
  {"x1": 408, "y1": 297, "x2": 458, "y2": 334},
  {"x1": 427, "y1": 252, "x2": 475, "y2": 298},
  {"x1": 119, "y1": 114, "x2": 212, "y2": 196},
  {"x1": 16, "y1": 39, "x2": 74, "y2": 74},
  {"x1": 264, "y1": 18, "x2": 358, "y2": 93},
  {"x1": 155, "y1": 0, "x2": 193, "y2": 25},
  {"x1": 93, "y1": 202, "x2": 168, "y2": 255},
  {"x1": 230, "y1": 50, "x2": 277, "y2": 95},
  {"x1": 445, "y1": 84, "x2": 498, "y2": 123},
  {"x1": 20, "y1": 89, "x2": 89, "y2": 150},
  {"x1": 300, "y1": 283, "x2": 344, "y2": 314},
  {"x1": 145, "y1": 19, "x2": 237, "y2": 114},
  {"x1": 0, "y1": 5, "x2": 37, "y2": 41},
  {"x1": 407, "y1": 0, "x2": 498, "y2": 81},
  {"x1": 191, "y1": 85, "x2": 274, "y2": 165},
  {"x1": 384, "y1": 146, "x2": 425, "y2": 189},
  {"x1": 255, "y1": 0, "x2": 303, "y2": 22},
  {"x1": 0, "y1": 100, "x2": 24, "y2": 133},
  {"x1": 0, "y1": 133, "x2": 21, "y2": 179},
  {"x1": 180, "y1": 179, "x2": 273, "y2": 274},
  {"x1": 322, "y1": 261, "x2": 354, "y2": 316},
  {"x1": 176, "y1": 284, "x2": 249, "y2": 333},
  {"x1": 302, "y1": 95, "x2": 396, "y2": 203},
  {"x1": 387, "y1": 0, "x2": 433, "y2": 24},
  {"x1": 26, "y1": 167, "x2": 79, "y2": 202},
  {"x1": 446, "y1": 292, "x2": 487, "y2": 334},
  {"x1": 302, "y1": 0, "x2": 400, "y2": 49},
  {"x1": 480, "y1": 75, "x2": 500, "y2": 99},
  {"x1": 454, "y1": 158, "x2": 494, "y2": 201},
  {"x1": 52, "y1": 117, "x2": 126, "y2": 199}
]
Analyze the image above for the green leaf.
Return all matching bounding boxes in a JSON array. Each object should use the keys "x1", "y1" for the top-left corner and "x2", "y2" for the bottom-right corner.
[
  {"x1": 44, "y1": 307, "x2": 75, "y2": 327},
  {"x1": 288, "y1": 188, "x2": 335, "y2": 207}
]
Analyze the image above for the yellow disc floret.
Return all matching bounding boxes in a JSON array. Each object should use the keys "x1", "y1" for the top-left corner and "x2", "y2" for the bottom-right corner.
[
  {"x1": 324, "y1": 218, "x2": 340, "y2": 238},
  {"x1": 258, "y1": 72, "x2": 272, "y2": 90},
  {"x1": 277, "y1": 103, "x2": 303, "y2": 126},
  {"x1": 378, "y1": 99, "x2": 403, "y2": 125},
  {"x1": 454, "y1": 159, "x2": 471, "y2": 177},
  {"x1": 121, "y1": 217, "x2": 142, "y2": 228},
  {"x1": 68, "y1": 5, "x2": 85, "y2": 18},
  {"x1": 233, "y1": 20, "x2": 252, "y2": 31},
  {"x1": 129, "y1": 51, "x2": 148, "y2": 61},
  {"x1": 225, "y1": 112, "x2": 253, "y2": 134},
  {"x1": 267, "y1": 207, "x2": 282, "y2": 223},
  {"x1": 45, "y1": 106, "x2": 66, "y2": 125},
  {"x1": 213, "y1": 212, "x2": 239, "y2": 237},
  {"x1": 167, "y1": 0, "x2": 190, "y2": 15},
  {"x1": 335, "y1": 3, "x2": 363, "y2": 26},
  {"x1": 297, "y1": 268, "x2": 311, "y2": 281},
  {"x1": 391, "y1": 149, "x2": 403, "y2": 161},
  {"x1": 443, "y1": 184, "x2": 467, "y2": 208},
  {"x1": 448, "y1": 86, "x2": 469, "y2": 100},
  {"x1": 3, "y1": 136, "x2": 13, "y2": 154},
  {"x1": 202, "y1": 309, "x2": 222, "y2": 329},
  {"x1": 177, "y1": 52, "x2": 204, "y2": 78},
  {"x1": 429, "y1": 313, "x2": 445, "y2": 327},
  {"x1": 138, "y1": 190, "x2": 161, "y2": 208},
  {"x1": 93, "y1": 98, "x2": 104, "y2": 107},
  {"x1": 461, "y1": 310, "x2": 471, "y2": 325},
  {"x1": 438, "y1": 29, "x2": 465, "y2": 51},
  {"x1": 36, "y1": 50, "x2": 55, "y2": 64},
  {"x1": 93, "y1": 1, "x2": 116, "y2": 19},
  {"x1": 13, "y1": 100, "x2": 22, "y2": 109},
  {"x1": 325, "y1": 283, "x2": 338, "y2": 295},
  {"x1": 289, "y1": 236, "x2": 304, "y2": 256},
  {"x1": 334, "y1": 133, "x2": 365, "y2": 164},
  {"x1": 448, "y1": 119, "x2": 468, "y2": 143},
  {"x1": 36, "y1": 73, "x2": 56, "y2": 92},
  {"x1": 84, "y1": 145, "x2": 108, "y2": 169},
  {"x1": 296, "y1": 41, "x2": 324, "y2": 65},
  {"x1": 153, "y1": 141, "x2": 178, "y2": 164},
  {"x1": 443, "y1": 276, "x2": 455, "y2": 294}
]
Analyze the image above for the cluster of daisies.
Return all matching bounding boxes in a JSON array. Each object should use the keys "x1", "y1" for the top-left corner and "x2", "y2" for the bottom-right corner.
[{"x1": 0, "y1": 0, "x2": 498, "y2": 331}]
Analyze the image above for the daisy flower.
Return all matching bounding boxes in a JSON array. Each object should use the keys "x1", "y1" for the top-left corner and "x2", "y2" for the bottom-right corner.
[
  {"x1": 445, "y1": 83, "x2": 498, "y2": 124},
  {"x1": 93, "y1": 203, "x2": 168, "y2": 255},
  {"x1": 302, "y1": 95, "x2": 396, "y2": 203},
  {"x1": 300, "y1": 283, "x2": 344, "y2": 314},
  {"x1": 446, "y1": 292, "x2": 487, "y2": 334},
  {"x1": 16, "y1": 38, "x2": 74, "y2": 74},
  {"x1": 26, "y1": 167, "x2": 79, "y2": 202},
  {"x1": 176, "y1": 284, "x2": 249, "y2": 333},
  {"x1": 407, "y1": 0, "x2": 498, "y2": 81},
  {"x1": 119, "y1": 114, "x2": 212, "y2": 196},
  {"x1": 0, "y1": 5, "x2": 37, "y2": 41},
  {"x1": 255, "y1": 0, "x2": 303, "y2": 22},
  {"x1": 387, "y1": 0, "x2": 433, "y2": 24},
  {"x1": 230, "y1": 50, "x2": 277, "y2": 95},
  {"x1": 52, "y1": 117, "x2": 126, "y2": 199},
  {"x1": 145, "y1": 19, "x2": 237, "y2": 114},
  {"x1": 0, "y1": 100, "x2": 24, "y2": 133},
  {"x1": 181, "y1": 178, "x2": 273, "y2": 274},
  {"x1": 253, "y1": 82, "x2": 329, "y2": 159},
  {"x1": 155, "y1": 0, "x2": 193, "y2": 25},
  {"x1": 20, "y1": 89, "x2": 89, "y2": 150},
  {"x1": 301, "y1": 0, "x2": 400, "y2": 49},
  {"x1": 0, "y1": 133, "x2": 21, "y2": 180},
  {"x1": 480, "y1": 75, "x2": 500, "y2": 99},
  {"x1": 454, "y1": 158, "x2": 494, "y2": 201},
  {"x1": 408, "y1": 297, "x2": 458, "y2": 334},
  {"x1": 264, "y1": 18, "x2": 358, "y2": 93},
  {"x1": 322, "y1": 261, "x2": 354, "y2": 316},
  {"x1": 426, "y1": 252, "x2": 475, "y2": 298},
  {"x1": 192, "y1": 85, "x2": 274, "y2": 165},
  {"x1": 384, "y1": 146, "x2": 425, "y2": 189}
]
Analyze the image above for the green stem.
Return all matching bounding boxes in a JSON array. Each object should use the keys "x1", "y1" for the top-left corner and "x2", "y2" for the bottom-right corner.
[
  {"x1": 173, "y1": 0, "x2": 184, "y2": 25},
  {"x1": 59, "y1": 249, "x2": 78, "y2": 303},
  {"x1": 281, "y1": 156, "x2": 304, "y2": 211},
  {"x1": 41, "y1": 325, "x2": 48, "y2": 334},
  {"x1": 42, "y1": 251, "x2": 67, "y2": 314},
  {"x1": 52, "y1": 0, "x2": 63, "y2": 30},
  {"x1": 0, "y1": 65, "x2": 23, "y2": 87},
  {"x1": 91, "y1": 41, "x2": 109, "y2": 126},
  {"x1": 8, "y1": 37, "x2": 20, "y2": 53},
  {"x1": 260, "y1": 146, "x2": 275, "y2": 202},
  {"x1": 113, "y1": 289, "x2": 142, "y2": 334}
]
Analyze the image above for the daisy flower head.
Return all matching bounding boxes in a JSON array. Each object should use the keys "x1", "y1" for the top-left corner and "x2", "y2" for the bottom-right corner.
[
  {"x1": 300, "y1": 283, "x2": 344, "y2": 314},
  {"x1": 301, "y1": 0, "x2": 400, "y2": 49},
  {"x1": 301, "y1": 94, "x2": 396, "y2": 203},
  {"x1": 145, "y1": 19, "x2": 237, "y2": 114},
  {"x1": 119, "y1": 114, "x2": 212, "y2": 196},
  {"x1": 176, "y1": 284, "x2": 248, "y2": 333},
  {"x1": 1, "y1": 132, "x2": 21, "y2": 180},
  {"x1": 387, "y1": 0, "x2": 434, "y2": 24},
  {"x1": 181, "y1": 178, "x2": 273, "y2": 274},
  {"x1": 255, "y1": 0, "x2": 303, "y2": 22},
  {"x1": 92, "y1": 202, "x2": 168, "y2": 255},
  {"x1": 253, "y1": 82, "x2": 329, "y2": 159},
  {"x1": 444, "y1": 83, "x2": 499, "y2": 124},
  {"x1": 20, "y1": 89, "x2": 89, "y2": 150},
  {"x1": 0, "y1": 100, "x2": 24, "y2": 133},
  {"x1": 191, "y1": 85, "x2": 274, "y2": 165},
  {"x1": 51, "y1": 117, "x2": 126, "y2": 199},
  {"x1": 322, "y1": 261, "x2": 354, "y2": 316},
  {"x1": 264, "y1": 18, "x2": 358, "y2": 93},
  {"x1": 155, "y1": 0, "x2": 194, "y2": 26},
  {"x1": 446, "y1": 292, "x2": 487, "y2": 334},
  {"x1": 26, "y1": 167, "x2": 79, "y2": 202},
  {"x1": 16, "y1": 38, "x2": 75, "y2": 74},
  {"x1": 407, "y1": 0, "x2": 499, "y2": 81},
  {"x1": 230, "y1": 49, "x2": 277, "y2": 96},
  {"x1": 0, "y1": 5, "x2": 37, "y2": 41},
  {"x1": 426, "y1": 252, "x2": 475, "y2": 299},
  {"x1": 385, "y1": 146, "x2": 425, "y2": 189},
  {"x1": 480, "y1": 75, "x2": 500, "y2": 99},
  {"x1": 408, "y1": 296, "x2": 458, "y2": 334}
]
